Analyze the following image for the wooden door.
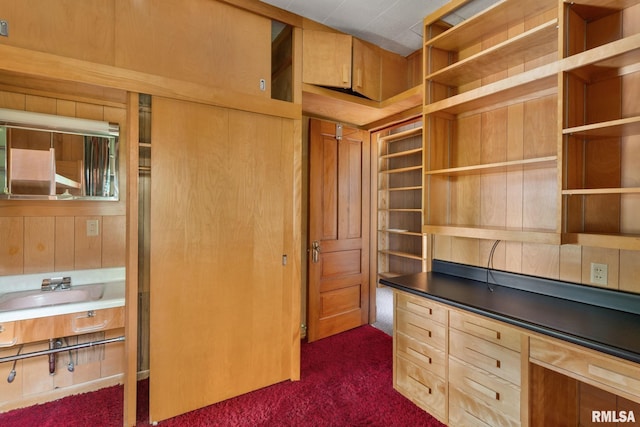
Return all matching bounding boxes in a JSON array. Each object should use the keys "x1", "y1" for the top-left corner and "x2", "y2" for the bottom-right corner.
[
  {"x1": 149, "y1": 97, "x2": 297, "y2": 423},
  {"x1": 307, "y1": 119, "x2": 370, "y2": 342}
]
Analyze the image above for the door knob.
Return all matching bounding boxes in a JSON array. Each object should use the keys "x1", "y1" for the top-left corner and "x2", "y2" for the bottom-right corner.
[{"x1": 311, "y1": 241, "x2": 321, "y2": 263}]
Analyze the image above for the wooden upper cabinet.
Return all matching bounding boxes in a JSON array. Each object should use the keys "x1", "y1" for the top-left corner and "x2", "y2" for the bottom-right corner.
[
  {"x1": 303, "y1": 29, "x2": 410, "y2": 101},
  {"x1": 115, "y1": 0, "x2": 272, "y2": 98},
  {"x1": 303, "y1": 30, "x2": 353, "y2": 89},
  {"x1": 352, "y1": 38, "x2": 381, "y2": 100}
]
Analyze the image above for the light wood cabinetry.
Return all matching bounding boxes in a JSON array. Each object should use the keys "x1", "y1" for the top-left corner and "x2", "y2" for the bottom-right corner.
[
  {"x1": 303, "y1": 29, "x2": 410, "y2": 101},
  {"x1": 375, "y1": 121, "x2": 426, "y2": 280},
  {"x1": 561, "y1": 0, "x2": 640, "y2": 250},
  {"x1": 394, "y1": 290, "x2": 527, "y2": 426},
  {"x1": 448, "y1": 310, "x2": 524, "y2": 426},
  {"x1": 394, "y1": 291, "x2": 448, "y2": 423},
  {"x1": 423, "y1": 0, "x2": 560, "y2": 245}
]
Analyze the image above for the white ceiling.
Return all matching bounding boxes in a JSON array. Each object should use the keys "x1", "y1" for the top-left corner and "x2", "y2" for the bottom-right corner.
[{"x1": 260, "y1": 0, "x2": 500, "y2": 57}]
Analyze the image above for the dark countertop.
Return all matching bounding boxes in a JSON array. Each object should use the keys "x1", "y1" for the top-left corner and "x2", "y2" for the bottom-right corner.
[{"x1": 380, "y1": 270, "x2": 640, "y2": 364}]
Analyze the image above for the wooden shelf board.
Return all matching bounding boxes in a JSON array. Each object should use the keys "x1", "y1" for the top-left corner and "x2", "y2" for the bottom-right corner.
[
  {"x1": 422, "y1": 224, "x2": 561, "y2": 244},
  {"x1": 562, "y1": 187, "x2": 640, "y2": 195},
  {"x1": 424, "y1": 64, "x2": 559, "y2": 115},
  {"x1": 563, "y1": 34, "x2": 640, "y2": 81},
  {"x1": 379, "y1": 185, "x2": 422, "y2": 192},
  {"x1": 378, "y1": 126, "x2": 423, "y2": 143},
  {"x1": 563, "y1": 116, "x2": 640, "y2": 139},
  {"x1": 427, "y1": 20, "x2": 558, "y2": 87},
  {"x1": 380, "y1": 147, "x2": 422, "y2": 159},
  {"x1": 426, "y1": 156, "x2": 557, "y2": 176},
  {"x1": 568, "y1": 0, "x2": 640, "y2": 21},
  {"x1": 378, "y1": 229, "x2": 423, "y2": 237},
  {"x1": 381, "y1": 165, "x2": 422, "y2": 174},
  {"x1": 378, "y1": 249, "x2": 425, "y2": 261},
  {"x1": 303, "y1": 83, "x2": 422, "y2": 127},
  {"x1": 383, "y1": 208, "x2": 422, "y2": 213},
  {"x1": 562, "y1": 232, "x2": 640, "y2": 251},
  {"x1": 426, "y1": 0, "x2": 557, "y2": 51}
]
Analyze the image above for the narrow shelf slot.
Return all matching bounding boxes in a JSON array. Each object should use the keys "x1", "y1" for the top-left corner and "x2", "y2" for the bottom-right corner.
[
  {"x1": 381, "y1": 165, "x2": 422, "y2": 174},
  {"x1": 378, "y1": 127, "x2": 422, "y2": 143},
  {"x1": 380, "y1": 147, "x2": 422, "y2": 159},
  {"x1": 379, "y1": 185, "x2": 422, "y2": 192},
  {"x1": 378, "y1": 249, "x2": 425, "y2": 261},
  {"x1": 378, "y1": 229, "x2": 423, "y2": 237}
]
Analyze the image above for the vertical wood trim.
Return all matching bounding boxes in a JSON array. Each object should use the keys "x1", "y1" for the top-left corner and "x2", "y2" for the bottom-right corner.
[
  {"x1": 0, "y1": 217, "x2": 24, "y2": 275},
  {"x1": 54, "y1": 217, "x2": 75, "y2": 271},
  {"x1": 124, "y1": 91, "x2": 139, "y2": 427},
  {"x1": 290, "y1": 118, "x2": 302, "y2": 380}
]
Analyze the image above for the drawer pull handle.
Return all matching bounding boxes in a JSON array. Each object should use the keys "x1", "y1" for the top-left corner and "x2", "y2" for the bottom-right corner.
[
  {"x1": 463, "y1": 321, "x2": 500, "y2": 340},
  {"x1": 409, "y1": 322, "x2": 432, "y2": 338},
  {"x1": 409, "y1": 374, "x2": 432, "y2": 394},
  {"x1": 407, "y1": 346, "x2": 432, "y2": 364},
  {"x1": 467, "y1": 346, "x2": 501, "y2": 368},
  {"x1": 72, "y1": 312, "x2": 108, "y2": 333},
  {"x1": 464, "y1": 376, "x2": 500, "y2": 401},
  {"x1": 407, "y1": 301, "x2": 433, "y2": 316},
  {"x1": 0, "y1": 337, "x2": 17, "y2": 348},
  {"x1": 588, "y1": 364, "x2": 640, "y2": 389},
  {"x1": 463, "y1": 409, "x2": 493, "y2": 427}
]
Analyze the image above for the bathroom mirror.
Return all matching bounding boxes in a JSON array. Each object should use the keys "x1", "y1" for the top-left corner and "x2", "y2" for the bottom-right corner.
[{"x1": 0, "y1": 108, "x2": 119, "y2": 200}]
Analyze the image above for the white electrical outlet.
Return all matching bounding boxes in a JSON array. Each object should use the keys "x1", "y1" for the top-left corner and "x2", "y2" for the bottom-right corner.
[
  {"x1": 86, "y1": 219, "x2": 99, "y2": 237},
  {"x1": 590, "y1": 262, "x2": 608, "y2": 286}
]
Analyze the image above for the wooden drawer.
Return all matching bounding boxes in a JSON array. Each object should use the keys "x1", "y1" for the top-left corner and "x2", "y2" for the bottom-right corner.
[
  {"x1": 396, "y1": 307, "x2": 447, "y2": 350},
  {"x1": 17, "y1": 307, "x2": 125, "y2": 344},
  {"x1": 0, "y1": 321, "x2": 17, "y2": 347},
  {"x1": 530, "y1": 336, "x2": 640, "y2": 403},
  {"x1": 449, "y1": 357, "x2": 520, "y2": 422},
  {"x1": 396, "y1": 330, "x2": 446, "y2": 377},
  {"x1": 449, "y1": 386, "x2": 521, "y2": 427},
  {"x1": 450, "y1": 309, "x2": 521, "y2": 352},
  {"x1": 395, "y1": 291, "x2": 447, "y2": 325},
  {"x1": 395, "y1": 355, "x2": 447, "y2": 420},
  {"x1": 450, "y1": 328, "x2": 521, "y2": 386}
]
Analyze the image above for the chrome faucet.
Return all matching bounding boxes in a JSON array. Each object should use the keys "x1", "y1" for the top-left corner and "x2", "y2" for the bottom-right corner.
[{"x1": 41, "y1": 277, "x2": 71, "y2": 291}]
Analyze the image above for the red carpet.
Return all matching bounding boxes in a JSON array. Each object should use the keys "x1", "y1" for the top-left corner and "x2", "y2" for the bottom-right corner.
[{"x1": 0, "y1": 325, "x2": 444, "y2": 426}]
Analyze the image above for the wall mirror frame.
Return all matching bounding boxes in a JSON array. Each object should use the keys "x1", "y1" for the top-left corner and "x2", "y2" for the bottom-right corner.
[{"x1": 0, "y1": 108, "x2": 120, "y2": 201}]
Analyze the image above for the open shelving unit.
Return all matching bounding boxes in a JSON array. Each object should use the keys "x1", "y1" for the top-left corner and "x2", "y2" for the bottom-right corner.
[
  {"x1": 376, "y1": 122, "x2": 426, "y2": 280},
  {"x1": 561, "y1": 0, "x2": 640, "y2": 251},
  {"x1": 423, "y1": 0, "x2": 561, "y2": 246}
]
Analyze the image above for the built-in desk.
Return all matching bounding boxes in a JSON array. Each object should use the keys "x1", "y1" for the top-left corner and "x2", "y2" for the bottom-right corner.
[{"x1": 381, "y1": 260, "x2": 640, "y2": 426}]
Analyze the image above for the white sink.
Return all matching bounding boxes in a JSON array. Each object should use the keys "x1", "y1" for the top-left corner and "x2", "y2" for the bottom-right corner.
[{"x1": 0, "y1": 283, "x2": 105, "y2": 312}]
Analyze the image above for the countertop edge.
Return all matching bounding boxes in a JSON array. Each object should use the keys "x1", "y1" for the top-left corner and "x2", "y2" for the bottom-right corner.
[{"x1": 381, "y1": 277, "x2": 640, "y2": 365}]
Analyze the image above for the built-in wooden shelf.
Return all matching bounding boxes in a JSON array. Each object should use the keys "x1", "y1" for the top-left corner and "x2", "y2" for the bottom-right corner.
[
  {"x1": 563, "y1": 116, "x2": 640, "y2": 138},
  {"x1": 424, "y1": 65, "x2": 558, "y2": 115},
  {"x1": 380, "y1": 147, "x2": 422, "y2": 160},
  {"x1": 381, "y1": 165, "x2": 422, "y2": 174},
  {"x1": 422, "y1": 225, "x2": 561, "y2": 245},
  {"x1": 378, "y1": 228, "x2": 423, "y2": 237},
  {"x1": 562, "y1": 232, "x2": 640, "y2": 251},
  {"x1": 426, "y1": 20, "x2": 558, "y2": 88},
  {"x1": 380, "y1": 185, "x2": 422, "y2": 192},
  {"x1": 563, "y1": 187, "x2": 640, "y2": 195},
  {"x1": 378, "y1": 249, "x2": 425, "y2": 261},
  {"x1": 425, "y1": 0, "x2": 557, "y2": 51},
  {"x1": 426, "y1": 156, "x2": 557, "y2": 176}
]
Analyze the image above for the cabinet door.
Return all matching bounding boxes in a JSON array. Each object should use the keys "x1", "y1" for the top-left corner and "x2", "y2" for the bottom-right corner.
[
  {"x1": 149, "y1": 98, "x2": 296, "y2": 423},
  {"x1": 302, "y1": 30, "x2": 352, "y2": 88},
  {"x1": 352, "y1": 38, "x2": 381, "y2": 101}
]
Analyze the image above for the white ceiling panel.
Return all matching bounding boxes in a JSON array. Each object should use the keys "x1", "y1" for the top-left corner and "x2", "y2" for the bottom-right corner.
[{"x1": 261, "y1": 0, "x2": 499, "y2": 57}]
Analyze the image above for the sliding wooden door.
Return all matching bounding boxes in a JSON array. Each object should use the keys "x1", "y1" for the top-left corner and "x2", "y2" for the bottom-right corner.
[{"x1": 149, "y1": 97, "x2": 297, "y2": 423}]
